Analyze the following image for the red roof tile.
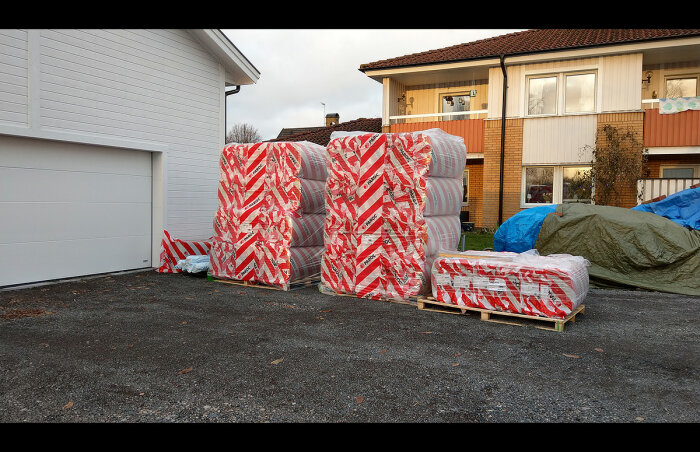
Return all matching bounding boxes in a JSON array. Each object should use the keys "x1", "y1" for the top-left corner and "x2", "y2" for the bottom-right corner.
[{"x1": 360, "y1": 29, "x2": 700, "y2": 71}]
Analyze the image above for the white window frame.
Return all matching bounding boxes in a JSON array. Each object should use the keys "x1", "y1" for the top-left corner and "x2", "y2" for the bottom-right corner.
[
  {"x1": 660, "y1": 164, "x2": 700, "y2": 178},
  {"x1": 524, "y1": 70, "x2": 598, "y2": 118},
  {"x1": 525, "y1": 75, "x2": 558, "y2": 117},
  {"x1": 564, "y1": 72, "x2": 598, "y2": 114},
  {"x1": 521, "y1": 165, "x2": 593, "y2": 207}
]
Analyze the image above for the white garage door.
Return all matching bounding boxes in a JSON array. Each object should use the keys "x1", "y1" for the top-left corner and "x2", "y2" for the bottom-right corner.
[{"x1": 0, "y1": 135, "x2": 152, "y2": 287}]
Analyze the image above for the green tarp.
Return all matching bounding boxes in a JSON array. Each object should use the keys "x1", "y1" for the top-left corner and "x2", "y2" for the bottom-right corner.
[{"x1": 534, "y1": 204, "x2": 700, "y2": 296}]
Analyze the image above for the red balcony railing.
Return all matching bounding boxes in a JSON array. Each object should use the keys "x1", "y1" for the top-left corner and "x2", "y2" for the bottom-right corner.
[
  {"x1": 389, "y1": 118, "x2": 485, "y2": 155},
  {"x1": 644, "y1": 108, "x2": 700, "y2": 147}
]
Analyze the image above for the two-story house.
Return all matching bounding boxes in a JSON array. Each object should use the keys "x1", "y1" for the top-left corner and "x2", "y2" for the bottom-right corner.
[{"x1": 359, "y1": 29, "x2": 700, "y2": 229}]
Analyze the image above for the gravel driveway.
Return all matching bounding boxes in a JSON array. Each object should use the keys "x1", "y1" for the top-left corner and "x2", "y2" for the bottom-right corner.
[{"x1": 1, "y1": 270, "x2": 698, "y2": 423}]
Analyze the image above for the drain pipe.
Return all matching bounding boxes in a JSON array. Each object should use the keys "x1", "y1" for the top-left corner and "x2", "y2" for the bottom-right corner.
[
  {"x1": 498, "y1": 55, "x2": 508, "y2": 226},
  {"x1": 224, "y1": 85, "x2": 241, "y2": 143}
]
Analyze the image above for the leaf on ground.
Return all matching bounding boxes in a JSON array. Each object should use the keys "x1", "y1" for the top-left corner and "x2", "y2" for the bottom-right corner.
[
  {"x1": 563, "y1": 354, "x2": 580, "y2": 359},
  {"x1": 319, "y1": 310, "x2": 332, "y2": 313},
  {"x1": 594, "y1": 348, "x2": 604, "y2": 353},
  {"x1": 63, "y1": 400, "x2": 74, "y2": 409},
  {"x1": 270, "y1": 358, "x2": 284, "y2": 365},
  {"x1": 355, "y1": 396, "x2": 364, "y2": 404},
  {"x1": 379, "y1": 349, "x2": 387, "y2": 354},
  {"x1": 452, "y1": 363, "x2": 460, "y2": 367},
  {"x1": 419, "y1": 331, "x2": 433, "y2": 334},
  {"x1": 178, "y1": 365, "x2": 193, "y2": 375},
  {"x1": 181, "y1": 321, "x2": 188, "y2": 325}
]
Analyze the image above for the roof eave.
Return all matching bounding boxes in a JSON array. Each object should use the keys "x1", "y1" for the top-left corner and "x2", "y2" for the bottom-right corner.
[
  {"x1": 189, "y1": 29, "x2": 261, "y2": 86},
  {"x1": 360, "y1": 35, "x2": 700, "y2": 81}
]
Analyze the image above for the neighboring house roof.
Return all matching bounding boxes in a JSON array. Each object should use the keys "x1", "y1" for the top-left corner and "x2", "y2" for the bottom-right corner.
[
  {"x1": 276, "y1": 127, "x2": 326, "y2": 140},
  {"x1": 359, "y1": 29, "x2": 700, "y2": 71},
  {"x1": 268, "y1": 118, "x2": 382, "y2": 146}
]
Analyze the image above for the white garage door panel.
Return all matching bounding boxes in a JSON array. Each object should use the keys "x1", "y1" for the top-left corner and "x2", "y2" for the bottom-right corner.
[
  {"x1": 0, "y1": 136, "x2": 152, "y2": 287},
  {"x1": 1, "y1": 236, "x2": 152, "y2": 286},
  {"x1": 1, "y1": 202, "x2": 151, "y2": 243},
  {"x1": 0, "y1": 167, "x2": 151, "y2": 203}
]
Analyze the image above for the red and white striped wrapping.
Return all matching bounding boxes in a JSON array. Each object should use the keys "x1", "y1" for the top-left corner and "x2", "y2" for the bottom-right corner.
[
  {"x1": 430, "y1": 250, "x2": 590, "y2": 319},
  {"x1": 210, "y1": 140, "x2": 327, "y2": 290},
  {"x1": 157, "y1": 230, "x2": 212, "y2": 273},
  {"x1": 321, "y1": 128, "x2": 466, "y2": 301}
]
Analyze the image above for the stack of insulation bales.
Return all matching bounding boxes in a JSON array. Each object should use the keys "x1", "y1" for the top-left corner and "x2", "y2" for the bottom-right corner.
[
  {"x1": 430, "y1": 250, "x2": 590, "y2": 319},
  {"x1": 210, "y1": 141, "x2": 327, "y2": 290},
  {"x1": 321, "y1": 128, "x2": 466, "y2": 302}
]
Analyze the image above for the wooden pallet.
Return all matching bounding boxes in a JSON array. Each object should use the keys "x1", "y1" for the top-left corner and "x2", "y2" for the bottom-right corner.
[
  {"x1": 206, "y1": 273, "x2": 319, "y2": 291},
  {"x1": 318, "y1": 283, "x2": 418, "y2": 306},
  {"x1": 416, "y1": 296, "x2": 585, "y2": 332}
]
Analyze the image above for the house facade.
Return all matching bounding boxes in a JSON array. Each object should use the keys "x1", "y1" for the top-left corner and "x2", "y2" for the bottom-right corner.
[
  {"x1": 359, "y1": 29, "x2": 700, "y2": 229},
  {"x1": 0, "y1": 29, "x2": 259, "y2": 287}
]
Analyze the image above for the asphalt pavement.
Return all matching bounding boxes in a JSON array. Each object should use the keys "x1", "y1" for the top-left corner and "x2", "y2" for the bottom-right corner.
[{"x1": 1, "y1": 270, "x2": 698, "y2": 423}]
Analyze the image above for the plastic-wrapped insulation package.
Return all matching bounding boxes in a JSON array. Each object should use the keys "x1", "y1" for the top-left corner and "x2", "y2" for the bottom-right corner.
[
  {"x1": 175, "y1": 254, "x2": 211, "y2": 273},
  {"x1": 321, "y1": 128, "x2": 466, "y2": 302},
  {"x1": 210, "y1": 141, "x2": 327, "y2": 290},
  {"x1": 430, "y1": 250, "x2": 590, "y2": 319},
  {"x1": 157, "y1": 230, "x2": 212, "y2": 273}
]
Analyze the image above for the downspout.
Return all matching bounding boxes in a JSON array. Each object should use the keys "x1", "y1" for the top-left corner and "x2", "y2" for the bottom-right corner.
[
  {"x1": 498, "y1": 55, "x2": 508, "y2": 226},
  {"x1": 224, "y1": 85, "x2": 241, "y2": 143}
]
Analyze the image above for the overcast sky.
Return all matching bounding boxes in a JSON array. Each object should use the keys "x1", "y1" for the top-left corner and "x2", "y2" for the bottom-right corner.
[{"x1": 221, "y1": 29, "x2": 526, "y2": 141}]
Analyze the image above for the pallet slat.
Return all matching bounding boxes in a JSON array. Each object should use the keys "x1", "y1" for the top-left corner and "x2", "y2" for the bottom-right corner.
[
  {"x1": 416, "y1": 296, "x2": 585, "y2": 332},
  {"x1": 206, "y1": 272, "x2": 320, "y2": 291}
]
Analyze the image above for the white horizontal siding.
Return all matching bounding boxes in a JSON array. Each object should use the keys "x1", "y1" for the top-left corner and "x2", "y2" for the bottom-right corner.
[
  {"x1": 523, "y1": 115, "x2": 597, "y2": 165},
  {"x1": 0, "y1": 28, "x2": 235, "y2": 241},
  {"x1": 16, "y1": 29, "x2": 229, "y2": 240},
  {"x1": 0, "y1": 29, "x2": 28, "y2": 126}
]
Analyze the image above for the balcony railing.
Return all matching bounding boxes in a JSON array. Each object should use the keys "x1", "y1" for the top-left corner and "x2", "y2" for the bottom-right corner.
[
  {"x1": 637, "y1": 178, "x2": 700, "y2": 204},
  {"x1": 642, "y1": 99, "x2": 700, "y2": 147},
  {"x1": 388, "y1": 116, "x2": 486, "y2": 155}
]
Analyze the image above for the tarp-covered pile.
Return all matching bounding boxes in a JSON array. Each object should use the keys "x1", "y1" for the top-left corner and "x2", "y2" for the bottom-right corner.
[
  {"x1": 321, "y1": 128, "x2": 466, "y2": 301},
  {"x1": 631, "y1": 185, "x2": 700, "y2": 230},
  {"x1": 535, "y1": 203, "x2": 700, "y2": 295},
  {"x1": 431, "y1": 250, "x2": 590, "y2": 319},
  {"x1": 210, "y1": 141, "x2": 327, "y2": 290}
]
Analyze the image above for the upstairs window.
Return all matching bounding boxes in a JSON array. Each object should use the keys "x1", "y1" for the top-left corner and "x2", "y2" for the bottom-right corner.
[
  {"x1": 527, "y1": 76, "x2": 557, "y2": 115},
  {"x1": 565, "y1": 73, "x2": 596, "y2": 113},
  {"x1": 665, "y1": 76, "x2": 698, "y2": 98},
  {"x1": 526, "y1": 71, "x2": 597, "y2": 116}
]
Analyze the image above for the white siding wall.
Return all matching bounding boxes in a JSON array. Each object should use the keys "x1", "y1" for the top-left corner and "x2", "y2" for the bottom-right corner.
[
  {"x1": 0, "y1": 29, "x2": 227, "y2": 240},
  {"x1": 600, "y1": 52, "x2": 643, "y2": 112},
  {"x1": 488, "y1": 53, "x2": 643, "y2": 118},
  {"x1": 522, "y1": 115, "x2": 597, "y2": 165},
  {"x1": 0, "y1": 29, "x2": 29, "y2": 127}
]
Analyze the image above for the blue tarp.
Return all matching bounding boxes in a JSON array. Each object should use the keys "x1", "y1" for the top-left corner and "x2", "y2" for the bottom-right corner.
[
  {"x1": 494, "y1": 204, "x2": 557, "y2": 253},
  {"x1": 631, "y1": 186, "x2": 700, "y2": 230}
]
